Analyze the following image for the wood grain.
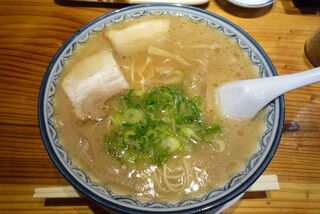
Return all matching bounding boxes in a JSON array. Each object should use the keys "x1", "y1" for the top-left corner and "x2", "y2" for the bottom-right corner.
[{"x1": 0, "y1": 0, "x2": 320, "y2": 213}]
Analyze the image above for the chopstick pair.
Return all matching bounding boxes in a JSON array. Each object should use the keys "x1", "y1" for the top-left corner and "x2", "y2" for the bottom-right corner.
[{"x1": 33, "y1": 174, "x2": 279, "y2": 199}]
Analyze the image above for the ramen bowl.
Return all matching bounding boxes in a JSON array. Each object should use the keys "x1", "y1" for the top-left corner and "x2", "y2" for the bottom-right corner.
[{"x1": 38, "y1": 4, "x2": 284, "y2": 213}]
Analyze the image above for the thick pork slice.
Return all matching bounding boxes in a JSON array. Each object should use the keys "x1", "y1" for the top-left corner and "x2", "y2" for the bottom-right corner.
[
  {"x1": 105, "y1": 18, "x2": 170, "y2": 55},
  {"x1": 61, "y1": 50, "x2": 129, "y2": 120}
]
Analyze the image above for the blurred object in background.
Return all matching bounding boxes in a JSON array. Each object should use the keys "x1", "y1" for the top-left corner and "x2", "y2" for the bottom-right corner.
[
  {"x1": 292, "y1": 0, "x2": 320, "y2": 13},
  {"x1": 305, "y1": 28, "x2": 320, "y2": 67}
]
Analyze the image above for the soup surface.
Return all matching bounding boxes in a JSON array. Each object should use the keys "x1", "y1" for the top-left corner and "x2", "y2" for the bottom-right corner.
[{"x1": 54, "y1": 15, "x2": 266, "y2": 202}]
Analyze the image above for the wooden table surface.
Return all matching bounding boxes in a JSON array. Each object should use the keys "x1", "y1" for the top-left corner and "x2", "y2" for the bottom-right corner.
[{"x1": 0, "y1": 0, "x2": 319, "y2": 213}]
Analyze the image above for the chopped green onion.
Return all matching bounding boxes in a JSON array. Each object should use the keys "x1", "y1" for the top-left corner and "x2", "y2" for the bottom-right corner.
[
  {"x1": 123, "y1": 108, "x2": 144, "y2": 124},
  {"x1": 104, "y1": 84, "x2": 222, "y2": 166},
  {"x1": 161, "y1": 137, "x2": 180, "y2": 153}
]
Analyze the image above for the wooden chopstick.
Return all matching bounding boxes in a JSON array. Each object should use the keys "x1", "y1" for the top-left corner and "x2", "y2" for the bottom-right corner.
[
  {"x1": 33, "y1": 174, "x2": 279, "y2": 199},
  {"x1": 247, "y1": 174, "x2": 279, "y2": 192},
  {"x1": 33, "y1": 186, "x2": 81, "y2": 198}
]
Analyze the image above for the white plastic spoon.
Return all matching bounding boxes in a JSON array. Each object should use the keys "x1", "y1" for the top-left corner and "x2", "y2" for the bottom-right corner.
[{"x1": 216, "y1": 67, "x2": 320, "y2": 119}]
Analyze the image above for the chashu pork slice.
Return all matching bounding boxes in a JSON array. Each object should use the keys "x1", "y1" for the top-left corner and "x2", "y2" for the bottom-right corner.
[
  {"x1": 105, "y1": 18, "x2": 170, "y2": 55},
  {"x1": 61, "y1": 50, "x2": 129, "y2": 121}
]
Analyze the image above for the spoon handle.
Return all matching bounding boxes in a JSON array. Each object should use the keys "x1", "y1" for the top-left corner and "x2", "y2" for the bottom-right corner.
[{"x1": 262, "y1": 67, "x2": 320, "y2": 98}]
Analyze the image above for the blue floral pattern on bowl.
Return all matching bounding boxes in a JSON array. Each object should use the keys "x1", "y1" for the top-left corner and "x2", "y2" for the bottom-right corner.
[{"x1": 38, "y1": 4, "x2": 284, "y2": 213}]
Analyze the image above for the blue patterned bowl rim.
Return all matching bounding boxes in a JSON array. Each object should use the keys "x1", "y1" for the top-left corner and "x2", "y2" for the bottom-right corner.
[{"x1": 38, "y1": 3, "x2": 284, "y2": 214}]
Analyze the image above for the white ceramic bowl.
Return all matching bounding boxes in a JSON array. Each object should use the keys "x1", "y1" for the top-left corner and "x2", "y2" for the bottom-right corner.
[{"x1": 38, "y1": 4, "x2": 284, "y2": 213}]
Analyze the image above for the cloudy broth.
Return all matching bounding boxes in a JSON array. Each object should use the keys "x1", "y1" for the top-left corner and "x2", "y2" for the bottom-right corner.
[{"x1": 54, "y1": 15, "x2": 266, "y2": 202}]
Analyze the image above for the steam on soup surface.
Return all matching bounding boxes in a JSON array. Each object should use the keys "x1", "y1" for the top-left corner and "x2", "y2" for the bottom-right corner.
[{"x1": 54, "y1": 15, "x2": 266, "y2": 203}]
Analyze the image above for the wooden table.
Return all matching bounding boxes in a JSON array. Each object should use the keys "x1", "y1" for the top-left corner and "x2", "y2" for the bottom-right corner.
[{"x1": 0, "y1": 0, "x2": 319, "y2": 213}]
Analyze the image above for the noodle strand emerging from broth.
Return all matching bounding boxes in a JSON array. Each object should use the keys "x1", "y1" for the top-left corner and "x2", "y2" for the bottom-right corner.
[
  {"x1": 148, "y1": 46, "x2": 190, "y2": 66},
  {"x1": 153, "y1": 158, "x2": 194, "y2": 193},
  {"x1": 130, "y1": 56, "x2": 154, "y2": 92}
]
